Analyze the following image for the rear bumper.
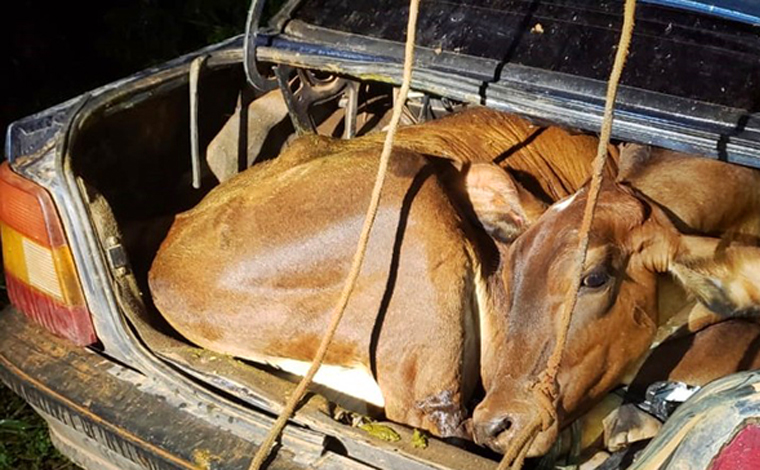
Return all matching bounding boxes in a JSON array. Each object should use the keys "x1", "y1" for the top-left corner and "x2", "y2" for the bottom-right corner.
[
  {"x1": 0, "y1": 306, "x2": 318, "y2": 470},
  {"x1": 0, "y1": 305, "x2": 497, "y2": 470}
]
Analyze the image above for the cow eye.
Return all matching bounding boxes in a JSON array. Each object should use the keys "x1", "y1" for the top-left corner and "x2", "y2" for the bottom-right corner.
[{"x1": 582, "y1": 271, "x2": 609, "y2": 289}]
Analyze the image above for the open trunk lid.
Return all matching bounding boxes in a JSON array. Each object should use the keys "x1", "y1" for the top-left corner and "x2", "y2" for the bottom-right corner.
[{"x1": 251, "y1": 0, "x2": 760, "y2": 166}]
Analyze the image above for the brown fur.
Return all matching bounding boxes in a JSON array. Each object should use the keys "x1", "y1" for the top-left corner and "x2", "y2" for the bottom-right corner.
[
  {"x1": 382, "y1": 108, "x2": 618, "y2": 200},
  {"x1": 473, "y1": 148, "x2": 760, "y2": 456},
  {"x1": 618, "y1": 144, "x2": 760, "y2": 237},
  {"x1": 149, "y1": 107, "x2": 610, "y2": 439},
  {"x1": 631, "y1": 319, "x2": 760, "y2": 393}
]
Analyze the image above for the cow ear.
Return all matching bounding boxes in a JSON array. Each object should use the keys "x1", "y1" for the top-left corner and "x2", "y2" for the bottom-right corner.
[
  {"x1": 464, "y1": 164, "x2": 545, "y2": 243},
  {"x1": 627, "y1": 207, "x2": 682, "y2": 274},
  {"x1": 631, "y1": 208, "x2": 760, "y2": 316},
  {"x1": 616, "y1": 143, "x2": 652, "y2": 183},
  {"x1": 669, "y1": 237, "x2": 760, "y2": 317}
]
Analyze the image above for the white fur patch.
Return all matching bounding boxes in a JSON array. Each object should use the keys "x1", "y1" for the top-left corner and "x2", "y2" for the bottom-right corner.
[
  {"x1": 552, "y1": 192, "x2": 578, "y2": 212},
  {"x1": 264, "y1": 357, "x2": 385, "y2": 407}
]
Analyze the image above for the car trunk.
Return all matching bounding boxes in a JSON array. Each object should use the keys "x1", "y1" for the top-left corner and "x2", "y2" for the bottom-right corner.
[
  {"x1": 63, "y1": 1, "x2": 760, "y2": 468},
  {"x1": 66, "y1": 53, "x2": 504, "y2": 468}
]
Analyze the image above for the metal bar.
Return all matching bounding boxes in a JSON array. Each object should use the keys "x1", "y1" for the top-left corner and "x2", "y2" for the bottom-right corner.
[
  {"x1": 343, "y1": 81, "x2": 359, "y2": 139},
  {"x1": 189, "y1": 55, "x2": 208, "y2": 189},
  {"x1": 274, "y1": 65, "x2": 313, "y2": 135},
  {"x1": 244, "y1": 0, "x2": 275, "y2": 90}
]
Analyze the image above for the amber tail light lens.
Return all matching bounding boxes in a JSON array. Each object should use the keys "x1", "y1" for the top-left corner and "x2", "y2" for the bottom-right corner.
[{"x1": 0, "y1": 162, "x2": 97, "y2": 345}]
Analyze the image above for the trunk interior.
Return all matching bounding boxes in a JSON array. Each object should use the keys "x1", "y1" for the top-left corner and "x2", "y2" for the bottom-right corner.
[
  {"x1": 66, "y1": 51, "x2": 724, "y2": 469},
  {"x1": 68, "y1": 58, "x2": 504, "y2": 469}
]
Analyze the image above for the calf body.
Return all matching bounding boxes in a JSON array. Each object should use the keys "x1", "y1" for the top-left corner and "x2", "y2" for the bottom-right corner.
[
  {"x1": 149, "y1": 107, "x2": 609, "y2": 437},
  {"x1": 152, "y1": 147, "x2": 479, "y2": 434}
]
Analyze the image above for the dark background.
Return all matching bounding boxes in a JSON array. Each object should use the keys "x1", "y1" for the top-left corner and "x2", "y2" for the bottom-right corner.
[
  {"x1": 2, "y1": 0, "x2": 250, "y2": 156},
  {"x1": 2, "y1": 2, "x2": 249, "y2": 468}
]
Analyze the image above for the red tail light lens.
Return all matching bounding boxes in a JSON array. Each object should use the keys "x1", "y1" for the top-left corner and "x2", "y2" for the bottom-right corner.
[
  {"x1": 0, "y1": 162, "x2": 97, "y2": 345},
  {"x1": 711, "y1": 423, "x2": 760, "y2": 470}
]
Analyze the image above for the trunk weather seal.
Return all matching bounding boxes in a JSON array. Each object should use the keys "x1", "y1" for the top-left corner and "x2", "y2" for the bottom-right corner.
[
  {"x1": 48, "y1": 46, "x2": 337, "y2": 467},
  {"x1": 255, "y1": 35, "x2": 760, "y2": 168}
]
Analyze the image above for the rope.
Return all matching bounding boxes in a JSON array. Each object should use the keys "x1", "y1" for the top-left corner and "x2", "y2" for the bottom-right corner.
[
  {"x1": 497, "y1": 0, "x2": 637, "y2": 468},
  {"x1": 246, "y1": 1, "x2": 421, "y2": 468}
]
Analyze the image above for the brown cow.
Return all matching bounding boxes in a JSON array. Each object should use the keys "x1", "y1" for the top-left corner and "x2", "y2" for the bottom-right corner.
[
  {"x1": 471, "y1": 144, "x2": 760, "y2": 456},
  {"x1": 148, "y1": 107, "x2": 614, "y2": 439}
]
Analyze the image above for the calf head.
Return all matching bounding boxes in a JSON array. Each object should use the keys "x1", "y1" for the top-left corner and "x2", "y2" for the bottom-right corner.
[{"x1": 471, "y1": 180, "x2": 760, "y2": 456}]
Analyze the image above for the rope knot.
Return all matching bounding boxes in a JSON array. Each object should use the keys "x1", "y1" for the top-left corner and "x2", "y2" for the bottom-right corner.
[
  {"x1": 530, "y1": 381, "x2": 558, "y2": 432},
  {"x1": 496, "y1": 0, "x2": 637, "y2": 466}
]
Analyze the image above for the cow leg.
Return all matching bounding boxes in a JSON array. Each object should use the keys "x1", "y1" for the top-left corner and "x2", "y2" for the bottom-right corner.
[
  {"x1": 630, "y1": 319, "x2": 760, "y2": 395},
  {"x1": 605, "y1": 319, "x2": 760, "y2": 453},
  {"x1": 378, "y1": 350, "x2": 473, "y2": 439},
  {"x1": 373, "y1": 296, "x2": 479, "y2": 440},
  {"x1": 375, "y1": 275, "x2": 480, "y2": 438},
  {"x1": 414, "y1": 388, "x2": 470, "y2": 438}
]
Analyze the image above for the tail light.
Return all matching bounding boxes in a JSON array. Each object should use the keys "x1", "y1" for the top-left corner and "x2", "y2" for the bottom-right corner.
[
  {"x1": 711, "y1": 423, "x2": 760, "y2": 470},
  {"x1": 0, "y1": 162, "x2": 97, "y2": 345}
]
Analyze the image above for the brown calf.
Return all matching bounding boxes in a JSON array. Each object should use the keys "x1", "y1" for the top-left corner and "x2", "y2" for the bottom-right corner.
[
  {"x1": 148, "y1": 107, "x2": 613, "y2": 439},
  {"x1": 473, "y1": 144, "x2": 760, "y2": 456}
]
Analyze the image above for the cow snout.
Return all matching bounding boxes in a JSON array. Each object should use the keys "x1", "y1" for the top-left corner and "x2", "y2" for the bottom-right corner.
[
  {"x1": 472, "y1": 414, "x2": 513, "y2": 447},
  {"x1": 472, "y1": 402, "x2": 535, "y2": 454},
  {"x1": 472, "y1": 399, "x2": 557, "y2": 456}
]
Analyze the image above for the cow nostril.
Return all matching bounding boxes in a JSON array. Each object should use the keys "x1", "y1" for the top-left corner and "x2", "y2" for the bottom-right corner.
[{"x1": 485, "y1": 415, "x2": 512, "y2": 439}]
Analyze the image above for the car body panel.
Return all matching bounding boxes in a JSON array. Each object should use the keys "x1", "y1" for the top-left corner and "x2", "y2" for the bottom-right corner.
[
  {"x1": 643, "y1": 0, "x2": 760, "y2": 25},
  {"x1": 291, "y1": 0, "x2": 759, "y2": 109},
  {"x1": 630, "y1": 370, "x2": 760, "y2": 469}
]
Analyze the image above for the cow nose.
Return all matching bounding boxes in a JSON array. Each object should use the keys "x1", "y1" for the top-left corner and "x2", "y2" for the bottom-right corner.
[
  {"x1": 473, "y1": 398, "x2": 559, "y2": 457},
  {"x1": 473, "y1": 414, "x2": 513, "y2": 446}
]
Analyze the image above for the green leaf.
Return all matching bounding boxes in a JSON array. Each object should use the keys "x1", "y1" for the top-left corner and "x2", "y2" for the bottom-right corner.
[
  {"x1": 358, "y1": 422, "x2": 401, "y2": 442},
  {"x1": 0, "y1": 419, "x2": 32, "y2": 432},
  {"x1": 412, "y1": 429, "x2": 428, "y2": 449}
]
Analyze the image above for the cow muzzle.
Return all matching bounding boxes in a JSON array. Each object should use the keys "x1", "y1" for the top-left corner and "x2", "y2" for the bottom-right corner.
[{"x1": 472, "y1": 399, "x2": 558, "y2": 457}]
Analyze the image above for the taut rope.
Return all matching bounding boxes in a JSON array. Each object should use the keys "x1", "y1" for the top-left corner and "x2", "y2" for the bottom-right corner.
[
  {"x1": 248, "y1": 0, "x2": 635, "y2": 467},
  {"x1": 498, "y1": 1, "x2": 637, "y2": 468},
  {"x1": 247, "y1": 1, "x2": 421, "y2": 468}
]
